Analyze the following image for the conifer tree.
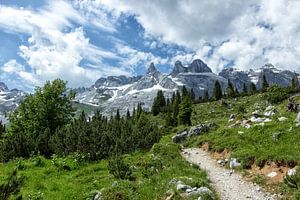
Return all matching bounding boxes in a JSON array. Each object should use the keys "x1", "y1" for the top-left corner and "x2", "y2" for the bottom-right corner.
[
  {"x1": 213, "y1": 80, "x2": 222, "y2": 100},
  {"x1": 226, "y1": 79, "x2": 235, "y2": 98},
  {"x1": 126, "y1": 109, "x2": 131, "y2": 119},
  {"x1": 171, "y1": 91, "x2": 181, "y2": 126},
  {"x1": 181, "y1": 86, "x2": 189, "y2": 98},
  {"x1": 235, "y1": 88, "x2": 239, "y2": 97},
  {"x1": 261, "y1": 74, "x2": 269, "y2": 92},
  {"x1": 242, "y1": 83, "x2": 248, "y2": 96},
  {"x1": 151, "y1": 90, "x2": 166, "y2": 116},
  {"x1": 136, "y1": 103, "x2": 143, "y2": 120},
  {"x1": 190, "y1": 88, "x2": 196, "y2": 102},
  {"x1": 203, "y1": 90, "x2": 209, "y2": 102},
  {"x1": 291, "y1": 73, "x2": 300, "y2": 92},
  {"x1": 178, "y1": 95, "x2": 192, "y2": 126},
  {"x1": 0, "y1": 121, "x2": 5, "y2": 138},
  {"x1": 250, "y1": 82, "x2": 257, "y2": 95},
  {"x1": 115, "y1": 109, "x2": 121, "y2": 121}
]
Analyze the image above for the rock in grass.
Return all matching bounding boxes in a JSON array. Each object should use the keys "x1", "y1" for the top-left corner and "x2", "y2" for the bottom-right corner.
[
  {"x1": 176, "y1": 183, "x2": 192, "y2": 191},
  {"x1": 94, "y1": 192, "x2": 101, "y2": 200},
  {"x1": 287, "y1": 168, "x2": 297, "y2": 176},
  {"x1": 295, "y1": 112, "x2": 300, "y2": 122},
  {"x1": 278, "y1": 116, "x2": 288, "y2": 122},
  {"x1": 272, "y1": 132, "x2": 281, "y2": 142},
  {"x1": 267, "y1": 172, "x2": 277, "y2": 178},
  {"x1": 172, "y1": 130, "x2": 188, "y2": 143},
  {"x1": 186, "y1": 187, "x2": 214, "y2": 199},
  {"x1": 229, "y1": 158, "x2": 241, "y2": 169},
  {"x1": 264, "y1": 110, "x2": 276, "y2": 117}
]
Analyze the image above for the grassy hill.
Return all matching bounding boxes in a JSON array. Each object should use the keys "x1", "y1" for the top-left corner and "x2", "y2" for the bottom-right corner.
[
  {"x1": 182, "y1": 93, "x2": 300, "y2": 198},
  {"x1": 0, "y1": 130, "x2": 216, "y2": 200},
  {"x1": 1, "y1": 88, "x2": 300, "y2": 199}
]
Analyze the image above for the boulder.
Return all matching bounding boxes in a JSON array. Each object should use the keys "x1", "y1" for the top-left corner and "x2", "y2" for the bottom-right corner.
[
  {"x1": 229, "y1": 158, "x2": 241, "y2": 169},
  {"x1": 266, "y1": 105, "x2": 275, "y2": 111},
  {"x1": 186, "y1": 187, "x2": 214, "y2": 199},
  {"x1": 272, "y1": 132, "x2": 281, "y2": 142},
  {"x1": 176, "y1": 183, "x2": 192, "y2": 191},
  {"x1": 264, "y1": 110, "x2": 276, "y2": 117},
  {"x1": 252, "y1": 110, "x2": 260, "y2": 115},
  {"x1": 188, "y1": 124, "x2": 209, "y2": 137},
  {"x1": 278, "y1": 117, "x2": 288, "y2": 122},
  {"x1": 295, "y1": 112, "x2": 300, "y2": 122},
  {"x1": 267, "y1": 172, "x2": 277, "y2": 178},
  {"x1": 172, "y1": 130, "x2": 188, "y2": 143},
  {"x1": 228, "y1": 114, "x2": 235, "y2": 122},
  {"x1": 287, "y1": 168, "x2": 297, "y2": 176},
  {"x1": 250, "y1": 116, "x2": 265, "y2": 123},
  {"x1": 94, "y1": 192, "x2": 102, "y2": 200}
]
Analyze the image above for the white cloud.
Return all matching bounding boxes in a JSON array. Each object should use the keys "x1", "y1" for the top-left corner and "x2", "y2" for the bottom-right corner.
[
  {"x1": 0, "y1": 0, "x2": 129, "y2": 89},
  {"x1": 99, "y1": 0, "x2": 300, "y2": 73},
  {"x1": 115, "y1": 43, "x2": 169, "y2": 72}
]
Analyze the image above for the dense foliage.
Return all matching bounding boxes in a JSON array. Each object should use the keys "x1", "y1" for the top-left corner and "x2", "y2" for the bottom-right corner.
[
  {"x1": 151, "y1": 87, "x2": 193, "y2": 126},
  {"x1": 213, "y1": 80, "x2": 222, "y2": 100},
  {"x1": 1, "y1": 79, "x2": 75, "y2": 160},
  {"x1": 0, "y1": 80, "x2": 161, "y2": 162},
  {"x1": 0, "y1": 169, "x2": 23, "y2": 200},
  {"x1": 264, "y1": 85, "x2": 290, "y2": 104}
]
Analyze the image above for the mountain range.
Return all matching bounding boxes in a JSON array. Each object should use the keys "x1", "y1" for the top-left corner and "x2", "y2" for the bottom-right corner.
[
  {"x1": 74, "y1": 59, "x2": 299, "y2": 115},
  {"x1": 0, "y1": 59, "x2": 299, "y2": 119}
]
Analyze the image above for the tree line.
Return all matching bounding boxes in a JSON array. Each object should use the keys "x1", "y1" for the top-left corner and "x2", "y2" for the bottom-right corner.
[
  {"x1": 0, "y1": 80, "x2": 161, "y2": 162},
  {"x1": 151, "y1": 72, "x2": 300, "y2": 126}
]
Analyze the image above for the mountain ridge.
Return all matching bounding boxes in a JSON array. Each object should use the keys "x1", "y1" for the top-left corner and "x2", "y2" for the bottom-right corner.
[{"x1": 0, "y1": 59, "x2": 299, "y2": 117}]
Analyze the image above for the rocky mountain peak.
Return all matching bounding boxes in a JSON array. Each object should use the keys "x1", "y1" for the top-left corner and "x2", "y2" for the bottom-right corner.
[
  {"x1": 147, "y1": 62, "x2": 158, "y2": 74},
  {"x1": 0, "y1": 82, "x2": 8, "y2": 92},
  {"x1": 171, "y1": 60, "x2": 187, "y2": 76},
  {"x1": 188, "y1": 59, "x2": 212, "y2": 73}
]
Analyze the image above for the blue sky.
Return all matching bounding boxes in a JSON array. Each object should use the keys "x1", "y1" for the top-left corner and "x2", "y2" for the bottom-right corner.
[{"x1": 0, "y1": 0, "x2": 300, "y2": 91}]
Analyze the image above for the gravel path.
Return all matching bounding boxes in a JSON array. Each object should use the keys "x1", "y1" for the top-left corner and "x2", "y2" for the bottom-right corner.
[{"x1": 182, "y1": 148, "x2": 275, "y2": 200}]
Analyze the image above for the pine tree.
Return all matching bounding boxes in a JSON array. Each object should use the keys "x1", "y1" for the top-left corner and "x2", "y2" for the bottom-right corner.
[
  {"x1": 190, "y1": 88, "x2": 196, "y2": 102},
  {"x1": 226, "y1": 79, "x2": 235, "y2": 98},
  {"x1": 171, "y1": 91, "x2": 181, "y2": 126},
  {"x1": 0, "y1": 121, "x2": 5, "y2": 138},
  {"x1": 250, "y1": 82, "x2": 257, "y2": 95},
  {"x1": 151, "y1": 90, "x2": 166, "y2": 116},
  {"x1": 178, "y1": 95, "x2": 192, "y2": 126},
  {"x1": 203, "y1": 90, "x2": 209, "y2": 102},
  {"x1": 136, "y1": 103, "x2": 143, "y2": 120},
  {"x1": 291, "y1": 73, "x2": 300, "y2": 92},
  {"x1": 242, "y1": 83, "x2": 248, "y2": 96},
  {"x1": 126, "y1": 109, "x2": 131, "y2": 119},
  {"x1": 261, "y1": 74, "x2": 269, "y2": 92},
  {"x1": 235, "y1": 88, "x2": 239, "y2": 97},
  {"x1": 115, "y1": 109, "x2": 121, "y2": 121},
  {"x1": 181, "y1": 86, "x2": 189, "y2": 98},
  {"x1": 213, "y1": 80, "x2": 222, "y2": 100}
]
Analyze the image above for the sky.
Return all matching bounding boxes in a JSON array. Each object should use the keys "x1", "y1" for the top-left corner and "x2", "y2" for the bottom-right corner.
[{"x1": 0, "y1": 0, "x2": 300, "y2": 91}]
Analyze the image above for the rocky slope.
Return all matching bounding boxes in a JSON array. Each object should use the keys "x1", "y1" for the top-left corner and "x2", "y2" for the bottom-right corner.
[
  {"x1": 75, "y1": 59, "x2": 299, "y2": 115},
  {"x1": 0, "y1": 59, "x2": 299, "y2": 117},
  {"x1": 75, "y1": 59, "x2": 228, "y2": 115},
  {"x1": 0, "y1": 82, "x2": 26, "y2": 123},
  {"x1": 219, "y1": 63, "x2": 299, "y2": 90}
]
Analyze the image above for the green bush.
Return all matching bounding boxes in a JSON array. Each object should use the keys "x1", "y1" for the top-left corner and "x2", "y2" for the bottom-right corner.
[
  {"x1": 108, "y1": 156, "x2": 133, "y2": 180},
  {"x1": 264, "y1": 85, "x2": 290, "y2": 104},
  {"x1": 0, "y1": 169, "x2": 23, "y2": 200}
]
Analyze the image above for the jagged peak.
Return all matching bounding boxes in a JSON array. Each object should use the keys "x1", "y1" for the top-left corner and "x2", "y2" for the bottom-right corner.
[
  {"x1": 147, "y1": 62, "x2": 158, "y2": 74},
  {"x1": 188, "y1": 59, "x2": 212, "y2": 73},
  {"x1": 171, "y1": 60, "x2": 187, "y2": 76},
  {"x1": 0, "y1": 82, "x2": 8, "y2": 91}
]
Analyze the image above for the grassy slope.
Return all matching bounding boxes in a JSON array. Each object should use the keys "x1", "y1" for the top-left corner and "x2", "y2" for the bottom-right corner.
[
  {"x1": 0, "y1": 129, "x2": 216, "y2": 200},
  {"x1": 184, "y1": 93, "x2": 300, "y2": 198},
  {"x1": 189, "y1": 94, "x2": 300, "y2": 165}
]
